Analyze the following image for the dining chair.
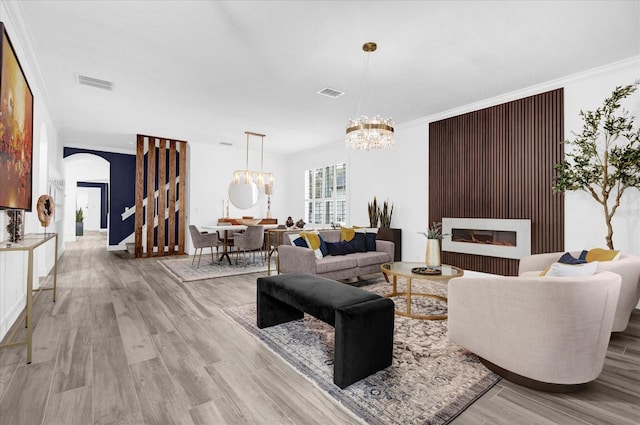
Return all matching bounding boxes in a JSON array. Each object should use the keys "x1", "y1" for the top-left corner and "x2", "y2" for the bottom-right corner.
[
  {"x1": 234, "y1": 225, "x2": 264, "y2": 265},
  {"x1": 189, "y1": 225, "x2": 222, "y2": 267}
]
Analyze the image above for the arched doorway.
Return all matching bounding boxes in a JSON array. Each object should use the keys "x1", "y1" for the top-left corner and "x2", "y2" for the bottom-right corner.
[{"x1": 63, "y1": 153, "x2": 110, "y2": 245}]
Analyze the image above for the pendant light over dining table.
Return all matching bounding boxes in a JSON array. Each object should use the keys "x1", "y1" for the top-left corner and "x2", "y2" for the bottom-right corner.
[
  {"x1": 345, "y1": 42, "x2": 394, "y2": 150},
  {"x1": 228, "y1": 131, "x2": 274, "y2": 209}
]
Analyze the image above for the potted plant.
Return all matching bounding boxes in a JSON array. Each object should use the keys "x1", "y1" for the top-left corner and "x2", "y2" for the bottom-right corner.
[
  {"x1": 368, "y1": 197, "x2": 379, "y2": 228},
  {"x1": 372, "y1": 198, "x2": 401, "y2": 261},
  {"x1": 75, "y1": 208, "x2": 84, "y2": 236},
  {"x1": 553, "y1": 83, "x2": 640, "y2": 249},
  {"x1": 379, "y1": 199, "x2": 393, "y2": 228},
  {"x1": 420, "y1": 222, "x2": 449, "y2": 268}
]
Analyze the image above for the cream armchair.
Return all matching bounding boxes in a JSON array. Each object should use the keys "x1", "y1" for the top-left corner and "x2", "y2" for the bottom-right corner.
[
  {"x1": 448, "y1": 272, "x2": 621, "y2": 392},
  {"x1": 519, "y1": 251, "x2": 640, "y2": 332}
]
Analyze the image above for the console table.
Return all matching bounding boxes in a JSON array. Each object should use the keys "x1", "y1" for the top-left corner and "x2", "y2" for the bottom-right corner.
[{"x1": 0, "y1": 233, "x2": 58, "y2": 364}]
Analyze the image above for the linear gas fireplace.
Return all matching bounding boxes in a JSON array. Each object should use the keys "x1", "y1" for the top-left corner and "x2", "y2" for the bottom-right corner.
[{"x1": 442, "y1": 218, "x2": 531, "y2": 259}]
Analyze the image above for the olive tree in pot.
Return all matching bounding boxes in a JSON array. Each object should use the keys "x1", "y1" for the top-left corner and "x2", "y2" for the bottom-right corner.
[{"x1": 553, "y1": 83, "x2": 640, "y2": 249}]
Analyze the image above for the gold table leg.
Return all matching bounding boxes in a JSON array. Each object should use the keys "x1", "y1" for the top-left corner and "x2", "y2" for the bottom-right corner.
[
  {"x1": 384, "y1": 275, "x2": 449, "y2": 321},
  {"x1": 26, "y1": 249, "x2": 33, "y2": 364},
  {"x1": 267, "y1": 231, "x2": 272, "y2": 276}
]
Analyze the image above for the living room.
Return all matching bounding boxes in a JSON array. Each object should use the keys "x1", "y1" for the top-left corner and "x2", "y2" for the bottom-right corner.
[{"x1": 0, "y1": 1, "x2": 639, "y2": 424}]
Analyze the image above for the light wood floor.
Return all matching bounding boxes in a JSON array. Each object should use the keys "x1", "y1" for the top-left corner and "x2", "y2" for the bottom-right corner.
[{"x1": 0, "y1": 232, "x2": 638, "y2": 425}]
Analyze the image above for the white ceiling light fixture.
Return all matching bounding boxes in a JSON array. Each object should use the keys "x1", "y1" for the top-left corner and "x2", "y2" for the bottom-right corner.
[{"x1": 345, "y1": 42, "x2": 394, "y2": 150}]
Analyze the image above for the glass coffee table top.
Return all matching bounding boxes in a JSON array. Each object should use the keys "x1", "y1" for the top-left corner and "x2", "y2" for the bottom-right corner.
[
  {"x1": 380, "y1": 262, "x2": 464, "y2": 320},
  {"x1": 381, "y1": 262, "x2": 463, "y2": 279}
]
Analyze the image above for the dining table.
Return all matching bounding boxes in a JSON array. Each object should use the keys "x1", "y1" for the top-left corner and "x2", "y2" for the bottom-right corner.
[{"x1": 201, "y1": 223, "x2": 278, "y2": 265}]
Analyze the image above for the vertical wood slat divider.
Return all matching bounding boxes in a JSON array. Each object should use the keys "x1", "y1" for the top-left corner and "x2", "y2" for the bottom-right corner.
[
  {"x1": 134, "y1": 135, "x2": 144, "y2": 258},
  {"x1": 157, "y1": 139, "x2": 167, "y2": 256},
  {"x1": 134, "y1": 134, "x2": 187, "y2": 257},
  {"x1": 168, "y1": 141, "x2": 177, "y2": 255},
  {"x1": 177, "y1": 141, "x2": 187, "y2": 254},
  {"x1": 429, "y1": 89, "x2": 564, "y2": 276},
  {"x1": 146, "y1": 138, "x2": 157, "y2": 257}
]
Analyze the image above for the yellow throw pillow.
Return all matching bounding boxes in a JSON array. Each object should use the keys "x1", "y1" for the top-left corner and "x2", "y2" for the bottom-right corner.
[
  {"x1": 340, "y1": 226, "x2": 355, "y2": 242},
  {"x1": 300, "y1": 230, "x2": 327, "y2": 259},
  {"x1": 585, "y1": 248, "x2": 620, "y2": 262}
]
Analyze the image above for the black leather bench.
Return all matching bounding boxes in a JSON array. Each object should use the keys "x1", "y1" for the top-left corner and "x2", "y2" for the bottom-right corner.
[{"x1": 257, "y1": 272, "x2": 394, "y2": 388}]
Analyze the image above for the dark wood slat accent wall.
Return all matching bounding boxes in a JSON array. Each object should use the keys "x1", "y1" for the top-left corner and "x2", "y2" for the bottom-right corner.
[
  {"x1": 134, "y1": 135, "x2": 187, "y2": 258},
  {"x1": 429, "y1": 89, "x2": 564, "y2": 275}
]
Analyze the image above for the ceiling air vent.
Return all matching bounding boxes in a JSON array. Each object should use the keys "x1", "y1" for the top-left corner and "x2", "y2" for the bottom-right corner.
[
  {"x1": 77, "y1": 74, "x2": 114, "y2": 91},
  {"x1": 317, "y1": 87, "x2": 345, "y2": 98}
]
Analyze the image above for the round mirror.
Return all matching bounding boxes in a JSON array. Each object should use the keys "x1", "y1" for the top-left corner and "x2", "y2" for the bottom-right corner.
[{"x1": 228, "y1": 181, "x2": 260, "y2": 209}]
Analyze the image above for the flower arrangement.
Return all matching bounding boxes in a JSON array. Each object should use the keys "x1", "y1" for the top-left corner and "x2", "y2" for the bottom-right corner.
[{"x1": 419, "y1": 221, "x2": 449, "y2": 240}]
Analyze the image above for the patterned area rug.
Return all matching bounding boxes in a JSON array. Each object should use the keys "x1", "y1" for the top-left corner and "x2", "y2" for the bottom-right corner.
[
  {"x1": 158, "y1": 255, "x2": 270, "y2": 282},
  {"x1": 225, "y1": 278, "x2": 500, "y2": 425}
]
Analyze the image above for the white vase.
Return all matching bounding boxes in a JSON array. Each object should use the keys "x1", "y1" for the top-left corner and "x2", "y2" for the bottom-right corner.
[{"x1": 425, "y1": 239, "x2": 441, "y2": 267}]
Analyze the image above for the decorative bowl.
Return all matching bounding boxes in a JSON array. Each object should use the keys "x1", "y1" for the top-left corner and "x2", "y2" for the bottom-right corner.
[{"x1": 237, "y1": 218, "x2": 262, "y2": 226}]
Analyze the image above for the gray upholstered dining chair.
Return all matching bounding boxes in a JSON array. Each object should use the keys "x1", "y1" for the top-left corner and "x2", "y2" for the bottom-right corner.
[
  {"x1": 189, "y1": 225, "x2": 222, "y2": 267},
  {"x1": 234, "y1": 225, "x2": 264, "y2": 265}
]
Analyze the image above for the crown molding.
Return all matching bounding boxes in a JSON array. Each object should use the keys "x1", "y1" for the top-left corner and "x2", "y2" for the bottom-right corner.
[
  {"x1": 2, "y1": 1, "x2": 59, "y2": 125},
  {"x1": 401, "y1": 55, "x2": 640, "y2": 128}
]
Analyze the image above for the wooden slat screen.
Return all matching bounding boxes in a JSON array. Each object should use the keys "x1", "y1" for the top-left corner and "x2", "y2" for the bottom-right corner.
[
  {"x1": 157, "y1": 139, "x2": 167, "y2": 256},
  {"x1": 134, "y1": 135, "x2": 187, "y2": 258},
  {"x1": 428, "y1": 89, "x2": 564, "y2": 275},
  {"x1": 168, "y1": 140, "x2": 177, "y2": 255},
  {"x1": 134, "y1": 135, "x2": 144, "y2": 258}
]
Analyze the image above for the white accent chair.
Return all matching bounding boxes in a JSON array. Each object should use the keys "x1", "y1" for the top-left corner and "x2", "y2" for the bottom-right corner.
[
  {"x1": 519, "y1": 251, "x2": 640, "y2": 332},
  {"x1": 448, "y1": 271, "x2": 621, "y2": 392}
]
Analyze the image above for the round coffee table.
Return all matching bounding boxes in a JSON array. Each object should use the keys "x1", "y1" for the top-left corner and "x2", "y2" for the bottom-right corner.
[{"x1": 380, "y1": 262, "x2": 463, "y2": 320}]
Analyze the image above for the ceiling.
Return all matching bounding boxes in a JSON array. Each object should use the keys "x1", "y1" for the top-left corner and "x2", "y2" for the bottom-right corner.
[{"x1": 14, "y1": 1, "x2": 640, "y2": 154}]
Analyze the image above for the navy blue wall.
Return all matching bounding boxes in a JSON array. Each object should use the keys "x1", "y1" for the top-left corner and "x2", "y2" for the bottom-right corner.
[
  {"x1": 77, "y1": 181, "x2": 108, "y2": 228},
  {"x1": 64, "y1": 147, "x2": 135, "y2": 246}
]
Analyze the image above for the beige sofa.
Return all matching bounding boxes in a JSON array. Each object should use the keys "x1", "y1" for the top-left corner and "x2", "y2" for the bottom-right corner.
[
  {"x1": 277, "y1": 229, "x2": 394, "y2": 280},
  {"x1": 518, "y1": 251, "x2": 640, "y2": 332},
  {"x1": 448, "y1": 271, "x2": 621, "y2": 391}
]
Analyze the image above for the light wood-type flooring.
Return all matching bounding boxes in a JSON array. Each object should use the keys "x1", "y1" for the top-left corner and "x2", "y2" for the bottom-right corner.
[{"x1": 0, "y1": 232, "x2": 638, "y2": 425}]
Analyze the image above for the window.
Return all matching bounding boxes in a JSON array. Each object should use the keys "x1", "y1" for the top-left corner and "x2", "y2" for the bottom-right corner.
[{"x1": 305, "y1": 163, "x2": 347, "y2": 226}]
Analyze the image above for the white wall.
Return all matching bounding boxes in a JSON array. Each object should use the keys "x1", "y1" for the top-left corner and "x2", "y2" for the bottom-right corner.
[
  {"x1": 283, "y1": 121, "x2": 430, "y2": 262},
  {"x1": 186, "y1": 139, "x2": 289, "y2": 254},
  {"x1": 77, "y1": 186, "x2": 102, "y2": 231},
  {"x1": 562, "y1": 62, "x2": 640, "y2": 254},
  {"x1": 0, "y1": 2, "x2": 64, "y2": 339},
  {"x1": 63, "y1": 154, "x2": 110, "y2": 242},
  {"x1": 284, "y1": 56, "x2": 640, "y2": 265}
]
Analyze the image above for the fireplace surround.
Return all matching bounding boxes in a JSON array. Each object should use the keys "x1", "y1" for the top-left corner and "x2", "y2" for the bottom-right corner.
[{"x1": 442, "y1": 218, "x2": 531, "y2": 259}]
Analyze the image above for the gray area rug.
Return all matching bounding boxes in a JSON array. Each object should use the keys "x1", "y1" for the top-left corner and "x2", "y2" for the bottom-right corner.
[
  {"x1": 158, "y1": 255, "x2": 270, "y2": 282},
  {"x1": 225, "y1": 278, "x2": 501, "y2": 425}
]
